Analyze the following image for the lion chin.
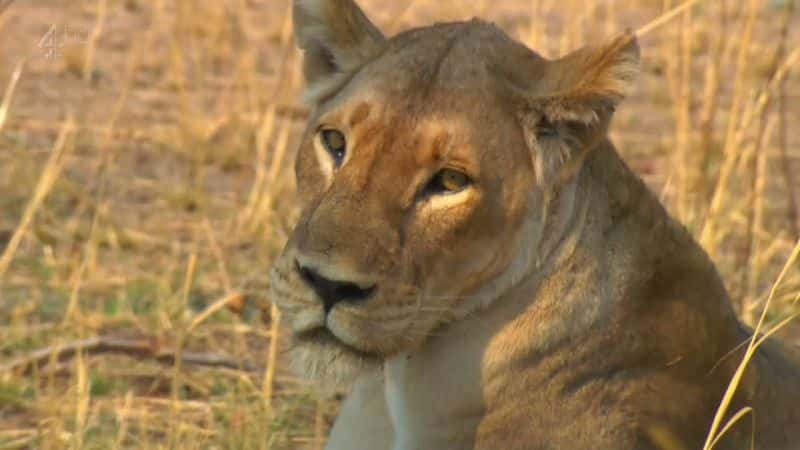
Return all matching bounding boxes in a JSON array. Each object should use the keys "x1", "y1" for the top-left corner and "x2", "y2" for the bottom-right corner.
[{"x1": 289, "y1": 329, "x2": 383, "y2": 393}]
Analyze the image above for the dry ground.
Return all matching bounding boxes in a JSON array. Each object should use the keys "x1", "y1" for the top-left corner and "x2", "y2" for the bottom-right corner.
[{"x1": 0, "y1": 0, "x2": 799, "y2": 449}]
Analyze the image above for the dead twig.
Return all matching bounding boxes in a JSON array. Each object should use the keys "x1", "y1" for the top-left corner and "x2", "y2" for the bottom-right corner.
[
  {"x1": 0, "y1": 335, "x2": 264, "y2": 375},
  {"x1": 188, "y1": 291, "x2": 247, "y2": 333}
]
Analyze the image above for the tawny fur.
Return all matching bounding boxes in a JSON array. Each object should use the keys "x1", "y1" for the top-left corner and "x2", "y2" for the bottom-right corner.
[{"x1": 269, "y1": 1, "x2": 800, "y2": 449}]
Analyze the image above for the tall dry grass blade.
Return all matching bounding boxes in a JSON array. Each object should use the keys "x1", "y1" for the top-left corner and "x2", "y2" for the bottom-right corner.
[
  {"x1": 719, "y1": 0, "x2": 760, "y2": 150},
  {"x1": 743, "y1": 117, "x2": 777, "y2": 324},
  {"x1": 249, "y1": 55, "x2": 301, "y2": 233},
  {"x1": 181, "y1": 251, "x2": 198, "y2": 310},
  {"x1": 241, "y1": 103, "x2": 276, "y2": 226},
  {"x1": 697, "y1": 0, "x2": 726, "y2": 212},
  {"x1": 203, "y1": 219, "x2": 233, "y2": 293},
  {"x1": 702, "y1": 240, "x2": 800, "y2": 449},
  {"x1": 700, "y1": 0, "x2": 761, "y2": 256},
  {"x1": 0, "y1": 115, "x2": 74, "y2": 282},
  {"x1": 83, "y1": 0, "x2": 108, "y2": 82},
  {"x1": 113, "y1": 391, "x2": 134, "y2": 450},
  {"x1": 772, "y1": 1, "x2": 799, "y2": 240},
  {"x1": 754, "y1": 312, "x2": 800, "y2": 348},
  {"x1": 707, "y1": 407, "x2": 754, "y2": 450},
  {"x1": 247, "y1": 116, "x2": 293, "y2": 233},
  {"x1": 72, "y1": 347, "x2": 90, "y2": 450},
  {"x1": 262, "y1": 302, "x2": 281, "y2": 411},
  {"x1": 168, "y1": 251, "x2": 197, "y2": 448},
  {"x1": 240, "y1": 1, "x2": 293, "y2": 232},
  {"x1": 738, "y1": 2, "x2": 793, "y2": 317},
  {"x1": 62, "y1": 259, "x2": 89, "y2": 326},
  {"x1": 701, "y1": 47, "x2": 800, "y2": 252},
  {"x1": 636, "y1": 0, "x2": 706, "y2": 37},
  {"x1": 265, "y1": 117, "x2": 293, "y2": 189},
  {"x1": 674, "y1": 3, "x2": 695, "y2": 224},
  {"x1": 0, "y1": 60, "x2": 23, "y2": 134},
  {"x1": 187, "y1": 292, "x2": 246, "y2": 334}
]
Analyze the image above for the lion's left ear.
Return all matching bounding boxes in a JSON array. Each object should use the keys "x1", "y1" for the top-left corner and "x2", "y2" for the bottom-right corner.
[
  {"x1": 293, "y1": 0, "x2": 386, "y2": 103},
  {"x1": 538, "y1": 31, "x2": 640, "y2": 125},
  {"x1": 502, "y1": 31, "x2": 640, "y2": 186}
]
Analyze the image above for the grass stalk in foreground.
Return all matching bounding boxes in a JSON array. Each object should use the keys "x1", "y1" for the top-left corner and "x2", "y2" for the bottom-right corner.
[
  {"x1": 0, "y1": 115, "x2": 74, "y2": 282},
  {"x1": 703, "y1": 240, "x2": 800, "y2": 449}
]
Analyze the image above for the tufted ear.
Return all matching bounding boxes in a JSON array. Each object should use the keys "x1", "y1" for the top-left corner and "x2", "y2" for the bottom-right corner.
[
  {"x1": 503, "y1": 31, "x2": 640, "y2": 186},
  {"x1": 538, "y1": 31, "x2": 640, "y2": 125},
  {"x1": 293, "y1": 0, "x2": 386, "y2": 103}
]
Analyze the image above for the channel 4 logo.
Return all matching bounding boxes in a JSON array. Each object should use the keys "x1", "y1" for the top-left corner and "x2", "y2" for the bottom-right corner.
[{"x1": 37, "y1": 24, "x2": 89, "y2": 60}]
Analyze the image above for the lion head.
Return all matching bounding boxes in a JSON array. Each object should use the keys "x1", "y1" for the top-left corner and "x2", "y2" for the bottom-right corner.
[{"x1": 269, "y1": 0, "x2": 639, "y2": 389}]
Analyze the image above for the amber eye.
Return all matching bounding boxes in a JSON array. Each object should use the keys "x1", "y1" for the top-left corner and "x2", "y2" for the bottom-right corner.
[
  {"x1": 424, "y1": 168, "x2": 471, "y2": 195},
  {"x1": 320, "y1": 129, "x2": 347, "y2": 166}
]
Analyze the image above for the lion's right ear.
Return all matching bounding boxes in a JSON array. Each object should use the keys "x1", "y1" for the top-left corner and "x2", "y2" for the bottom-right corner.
[{"x1": 293, "y1": 0, "x2": 386, "y2": 103}]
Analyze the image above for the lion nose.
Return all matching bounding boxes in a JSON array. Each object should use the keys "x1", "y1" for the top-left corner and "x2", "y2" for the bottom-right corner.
[{"x1": 295, "y1": 261, "x2": 376, "y2": 313}]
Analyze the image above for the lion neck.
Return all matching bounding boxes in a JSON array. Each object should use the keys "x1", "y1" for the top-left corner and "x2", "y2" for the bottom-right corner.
[
  {"x1": 380, "y1": 139, "x2": 628, "y2": 446},
  {"x1": 381, "y1": 138, "x2": 745, "y2": 448},
  {"x1": 451, "y1": 151, "x2": 592, "y2": 321}
]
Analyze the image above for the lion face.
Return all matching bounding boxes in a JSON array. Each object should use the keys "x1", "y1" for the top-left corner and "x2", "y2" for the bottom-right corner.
[
  {"x1": 270, "y1": 0, "x2": 638, "y2": 388},
  {"x1": 270, "y1": 81, "x2": 538, "y2": 386}
]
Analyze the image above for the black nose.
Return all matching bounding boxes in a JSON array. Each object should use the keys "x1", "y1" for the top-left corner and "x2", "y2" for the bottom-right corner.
[{"x1": 296, "y1": 262, "x2": 376, "y2": 313}]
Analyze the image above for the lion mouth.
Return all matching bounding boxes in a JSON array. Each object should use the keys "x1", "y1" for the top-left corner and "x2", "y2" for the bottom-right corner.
[{"x1": 294, "y1": 327, "x2": 381, "y2": 361}]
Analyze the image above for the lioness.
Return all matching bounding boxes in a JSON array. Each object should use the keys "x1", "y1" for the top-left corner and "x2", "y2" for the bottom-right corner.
[{"x1": 269, "y1": 1, "x2": 800, "y2": 449}]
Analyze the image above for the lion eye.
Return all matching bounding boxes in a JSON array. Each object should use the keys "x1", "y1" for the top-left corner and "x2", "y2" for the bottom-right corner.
[
  {"x1": 425, "y1": 168, "x2": 471, "y2": 195},
  {"x1": 320, "y1": 129, "x2": 347, "y2": 166}
]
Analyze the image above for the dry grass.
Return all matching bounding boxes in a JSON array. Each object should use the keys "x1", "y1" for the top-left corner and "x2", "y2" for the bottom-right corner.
[{"x1": 0, "y1": 1, "x2": 798, "y2": 449}]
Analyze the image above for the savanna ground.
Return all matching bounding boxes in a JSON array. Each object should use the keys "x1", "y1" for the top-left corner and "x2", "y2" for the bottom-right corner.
[{"x1": 0, "y1": 0, "x2": 799, "y2": 449}]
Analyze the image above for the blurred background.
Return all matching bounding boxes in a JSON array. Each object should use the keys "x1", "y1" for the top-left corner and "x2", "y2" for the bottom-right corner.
[{"x1": 0, "y1": 0, "x2": 798, "y2": 448}]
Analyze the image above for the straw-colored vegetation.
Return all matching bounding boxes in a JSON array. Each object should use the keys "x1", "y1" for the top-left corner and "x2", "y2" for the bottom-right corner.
[{"x1": 0, "y1": 0, "x2": 798, "y2": 449}]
